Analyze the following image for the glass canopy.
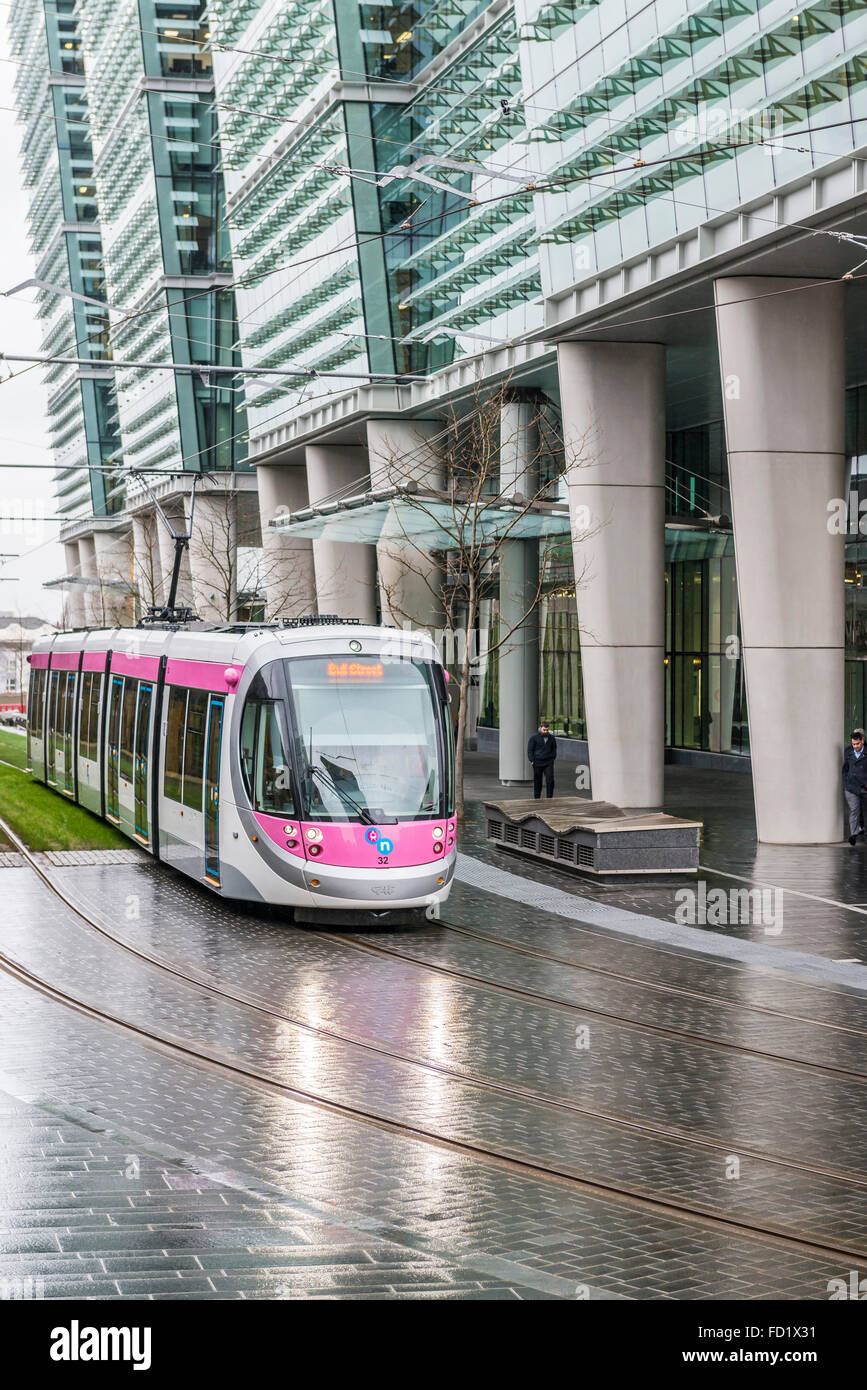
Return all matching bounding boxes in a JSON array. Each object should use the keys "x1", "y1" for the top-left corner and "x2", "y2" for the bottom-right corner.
[{"x1": 268, "y1": 495, "x2": 573, "y2": 547}]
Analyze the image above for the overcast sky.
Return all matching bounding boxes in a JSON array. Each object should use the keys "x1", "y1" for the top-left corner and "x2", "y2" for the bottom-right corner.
[{"x1": 0, "y1": 19, "x2": 63, "y2": 623}]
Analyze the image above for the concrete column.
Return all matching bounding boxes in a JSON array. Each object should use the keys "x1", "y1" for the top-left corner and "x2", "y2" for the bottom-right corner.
[
  {"x1": 93, "y1": 528, "x2": 133, "y2": 627},
  {"x1": 156, "y1": 504, "x2": 194, "y2": 613},
  {"x1": 558, "y1": 342, "x2": 666, "y2": 809},
  {"x1": 498, "y1": 396, "x2": 540, "y2": 783},
  {"x1": 187, "y1": 490, "x2": 237, "y2": 623},
  {"x1": 305, "y1": 445, "x2": 377, "y2": 623},
  {"x1": 366, "y1": 418, "x2": 444, "y2": 630},
  {"x1": 62, "y1": 540, "x2": 85, "y2": 628},
  {"x1": 255, "y1": 463, "x2": 316, "y2": 620},
  {"x1": 714, "y1": 275, "x2": 845, "y2": 843},
  {"x1": 76, "y1": 534, "x2": 98, "y2": 625},
  {"x1": 131, "y1": 512, "x2": 163, "y2": 617}
]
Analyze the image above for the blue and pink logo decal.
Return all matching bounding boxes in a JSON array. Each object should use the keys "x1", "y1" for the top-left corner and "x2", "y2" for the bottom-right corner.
[{"x1": 365, "y1": 826, "x2": 393, "y2": 855}]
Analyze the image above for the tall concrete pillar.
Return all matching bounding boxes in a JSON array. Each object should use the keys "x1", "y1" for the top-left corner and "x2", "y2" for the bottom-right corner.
[
  {"x1": 498, "y1": 395, "x2": 540, "y2": 783},
  {"x1": 77, "y1": 534, "x2": 98, "y2": 625},
  {"x1": 366, "y1": 418, "x2": 444, "y2": 630},
  {"x1": 256, "y1": 462, "x2": 316, "y2": 620},
  {"x1": 131, "y1": 512, "x2": 163, "y2": 616},
  {"x1": 187, "y1": 490, "x2": 237, "y2": 623},
  {"x1": 558, "y1": 342, "x2": 666, "y2": 809},
  {"x1": 156, "y1": 503, "x2": 194, "y2": 613},
  {"x1": 714, "y1": 276, "x2": 845, "y2": 843},
  {"x1": 62, "y1": 540, "x2": 85, "y2": 628},
  {"x1": 305, "y1": 445, "x2": 377, "y2": 623},
  {"x1": 93, "y1": 528, "x2": 133, "y2": 627}
]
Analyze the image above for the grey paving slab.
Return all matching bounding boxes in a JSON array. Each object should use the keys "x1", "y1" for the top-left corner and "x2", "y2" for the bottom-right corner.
[
  {"x1": 0, "y1": 967, "x2": 858, "y2": 1301},
  {"x1": 4, "y1": 756, "x2": 867, "y2": 1299},
  {"x1": 18, "y1": 861, "x2": 867, "y2": 1255}
]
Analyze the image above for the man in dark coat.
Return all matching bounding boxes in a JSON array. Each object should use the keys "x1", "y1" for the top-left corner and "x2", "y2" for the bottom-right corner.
[
  {"x1": 843, "y1": 728, "x2": 867, "y2": 845},
  {"x1": 528, "y1": 722, "x2": 557, "y2": 800}
]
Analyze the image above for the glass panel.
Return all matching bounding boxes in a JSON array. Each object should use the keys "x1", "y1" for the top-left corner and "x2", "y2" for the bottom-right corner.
[
  {"x1": 164, "y1": 687, "x2": 187, "y2": 803},
  {"x1": 183, "y1": 689, "x2": 208, "y2": 811},
  {"x1": 287, "y1": 656, "x2": 442, "y2": 822},
  {"x1": 240, "y1": 698, "x2": 295, "y2": 817},
  {"x1": 204, "y1": 697, "x2": 223, "y2": 881},
  {"x1": 79, "y1": 673, "x2": 93, "y2": 760},
  {"x1": 106, "y1": 676, "x2": 123, "y2": 818},
  {"x1": 88, "y1": 674, "x2": 102, "y2": 755},
  {"x1": 64, "y1": 673, "x2": 75, "y2": 790},
  {"x1": 47, "y1": 673, "x2": 59, "y2": 780},
  {"x1": 119, "y1": 679, "x2": 137, "y2": 782},
  {"x1": 134, "y1": 685, "x2": 152, "y2": 839}
]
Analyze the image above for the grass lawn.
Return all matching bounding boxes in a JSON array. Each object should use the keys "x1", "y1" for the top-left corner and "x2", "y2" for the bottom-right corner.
[
  {"x1": 0, "y1": 760, "x2": 128, "y2": 852},
  {"x1": 0, "y1": 727, "x2": 27, "y2": 769}
]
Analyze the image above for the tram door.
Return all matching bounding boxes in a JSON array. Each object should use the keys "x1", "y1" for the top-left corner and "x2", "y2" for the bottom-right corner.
[
  {"x1": 133, "y1": 682, "x2": 153, "y2": 841},
  {"x1": 106, "y1": 676, "x2": 123, "y2": 819},
  {"x1": 204, "y1": 695, "x2": 224, "y2": 883},
  {"x1": 46, "y1": 671, "x2": 59, "y2": 782},
  {"x1": 62, "y1": 672, "x2": 75, "y2": 794}
]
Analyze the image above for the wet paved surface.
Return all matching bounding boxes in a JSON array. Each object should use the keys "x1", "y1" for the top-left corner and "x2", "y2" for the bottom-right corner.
[
  {"x1": 466, "y1": 756, "x2": 867, "y2": 963},
  {"x1": 1, "y1": 760, "x2": 866, "y2": 1299}
]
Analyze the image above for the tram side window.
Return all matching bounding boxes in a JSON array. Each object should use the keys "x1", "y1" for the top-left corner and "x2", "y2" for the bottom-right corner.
[
  {"x1": 78, "y1": 673, "x2": 93, "y2": 759},
  {"x1": 28, "y1": 668, "x2": 45, "y2": 739},
  {"x1": 119, "y1": 679, "x2": 137, "y2": 781},
  {"x1": 47, "y1": 673, "x2": 58, "y2": 744},
  {"x1": 164, "y1": 686, "x2": 186, "y2": 803},
  {"x1": 88, "y1": 674, "x2": 102, "y2": 757},
  {"x1": 240, "y1": 698, "x2": 295, "y2": 816},
  {"x1": 183, "y1": 689, "x2": 208, "y2": 811}
]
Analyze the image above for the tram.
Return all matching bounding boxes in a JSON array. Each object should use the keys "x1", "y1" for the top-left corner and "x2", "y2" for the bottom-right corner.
[{"x1": 26, "y1": 618, "x2": 456, "y2": 923}]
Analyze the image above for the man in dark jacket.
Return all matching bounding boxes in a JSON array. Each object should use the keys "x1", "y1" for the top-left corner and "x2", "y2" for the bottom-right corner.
[
  {"x1": 528, "y1": 722, "x2": 557, "y2": 799},
  {"x1": 843, "y1": 728, "x2": 867, "y2": 845}
]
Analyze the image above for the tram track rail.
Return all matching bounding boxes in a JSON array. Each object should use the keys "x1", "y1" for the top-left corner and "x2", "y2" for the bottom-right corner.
[
  {"x1": 4, "y1": 810, "x2": 867, "y2": 1257},
  {"x1": 24, "y1": 826, "x2": 867, "y2": 1096},
  {"x1": 2, "y1": 836, "x2": 867, "y2": 1269},
  {"x1": 331, "y1": 916, "x2": 867, "y2": 1048}
]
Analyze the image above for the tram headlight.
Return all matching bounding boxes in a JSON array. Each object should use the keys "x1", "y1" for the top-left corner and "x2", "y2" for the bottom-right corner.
[
  {"x1": 305, "y1": 827, "x2": 323, "y2": 843},
  {"x1": 432, "y1": 827, "x2": 444, "y2": 839}
]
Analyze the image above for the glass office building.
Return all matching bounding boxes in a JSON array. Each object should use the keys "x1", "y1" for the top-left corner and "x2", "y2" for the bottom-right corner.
[
  {"x1": 211, "y1": 1, "x2": 865, "y2": 785},
  {"x1": 10, "y1": 0, "x2": 867, "y2": 836},
  {"x1": 10, "y1": 0, "x2": 249, "y2": 625}
]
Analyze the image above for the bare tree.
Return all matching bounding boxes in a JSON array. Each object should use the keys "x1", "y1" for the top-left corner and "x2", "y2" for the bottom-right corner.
[
  {"x1": 187, "y1": 484, "x2": 321, "y2": 622},
  {"x1": 131, "y1": 512, "x2": 162, "y2": 618},
  {"x1": 89, "y1": 561, "x2": 136, "y2": 628},
  {"x1": 373, "y1": 380, "x2": 592, "y2": 817}
]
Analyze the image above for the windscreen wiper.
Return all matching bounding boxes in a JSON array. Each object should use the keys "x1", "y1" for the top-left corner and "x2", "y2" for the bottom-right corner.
[{"x1": 309, "y1": 763, "x2": 375, "y2": 825}]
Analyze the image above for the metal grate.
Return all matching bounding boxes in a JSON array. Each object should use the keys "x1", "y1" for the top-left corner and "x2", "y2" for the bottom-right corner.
[
  {"x1": 556, "y1": 838, "x2": 575, "y2": 862},
  {"x1": 577, "y1": 843, "x2": 595, "y2": 867},
  {"x1": 520, "y1": 827, "x2": 537, "y2": 850},
  {"x1": 504, "y1": 823, "x2": 519, "y2": 845},
  {"x1": 487, "y1": 819, "x2": 502, "y2": 840},
  {"x1": 539, "y1": 833, "x2": 556, "y2": 857}
]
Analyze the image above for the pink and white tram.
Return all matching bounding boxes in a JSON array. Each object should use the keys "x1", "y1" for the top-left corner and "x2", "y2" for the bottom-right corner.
[{"x1": 26, "y1": 619, "x2": 457, "y2": 923}]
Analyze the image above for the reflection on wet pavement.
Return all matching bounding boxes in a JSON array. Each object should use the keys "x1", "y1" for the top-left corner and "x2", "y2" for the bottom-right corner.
[{"x1": 0, "y1": 759, "x2": 865, "y2": 1299}]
